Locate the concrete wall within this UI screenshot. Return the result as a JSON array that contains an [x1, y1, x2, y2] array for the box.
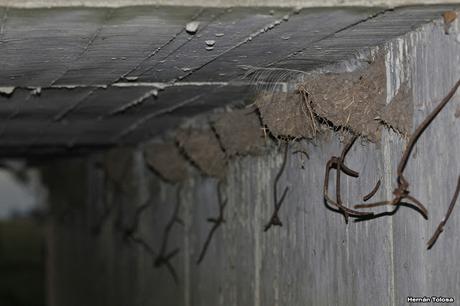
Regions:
[[41, 13, 460, 306]]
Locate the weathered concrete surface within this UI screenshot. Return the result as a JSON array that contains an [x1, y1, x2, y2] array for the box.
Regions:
[[43, 138, 395, 306], [388, 18, 460, 301], [0, 5, 459, 155], [42, 13, 460, 305], [0, 0, 460, 8], [0, 7, 458, 304]]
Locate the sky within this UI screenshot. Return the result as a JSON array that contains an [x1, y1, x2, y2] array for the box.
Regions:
[[0, 169, 42, 220]]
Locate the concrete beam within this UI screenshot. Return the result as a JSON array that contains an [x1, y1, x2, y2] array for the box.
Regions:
[[0, 5, 458, 155], [0, 0, 460, 8], [36, 3, 460, 305]]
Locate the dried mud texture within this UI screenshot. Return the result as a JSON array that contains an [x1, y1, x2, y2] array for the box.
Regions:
[[144, 142, 189, 183], [255, 91, 317, 139], [104, 147, 135, 190], [442, 10, 457, 34], [176, 128, 227, 179], [379, 83, 413, 136], [302, 56, 387, 142], [213, 109, 266, 156]]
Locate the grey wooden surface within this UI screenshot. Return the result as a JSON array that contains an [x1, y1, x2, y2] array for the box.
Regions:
[[42, 11, 460, 306]]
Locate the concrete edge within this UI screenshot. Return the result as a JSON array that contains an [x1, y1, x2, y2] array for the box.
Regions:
[[0, 0, 459, 9]]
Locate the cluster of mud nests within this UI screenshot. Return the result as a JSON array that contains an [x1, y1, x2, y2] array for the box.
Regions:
[[138, 54, 460, 279]]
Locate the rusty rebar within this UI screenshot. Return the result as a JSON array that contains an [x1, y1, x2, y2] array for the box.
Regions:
[[363, 179, 381, 202], [427, 175, 460, 249], [324, 135, 374, 222], [197, 181, 227, 264], [152, 185, 182, 283], [265, 142, 290, 231]]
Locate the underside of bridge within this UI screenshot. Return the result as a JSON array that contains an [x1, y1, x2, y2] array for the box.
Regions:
[[0, 2, 460, 306], [0, 4, 456, 154]]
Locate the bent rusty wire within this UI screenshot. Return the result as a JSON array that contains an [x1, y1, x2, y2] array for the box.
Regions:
[[356, 79, 460, 217], [427, 175, 460, 249], [323, 135, 375, 223]]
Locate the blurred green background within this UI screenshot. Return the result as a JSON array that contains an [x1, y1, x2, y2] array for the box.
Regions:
[[0, 218, 45, 306], [0, 167, 46, 306]]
